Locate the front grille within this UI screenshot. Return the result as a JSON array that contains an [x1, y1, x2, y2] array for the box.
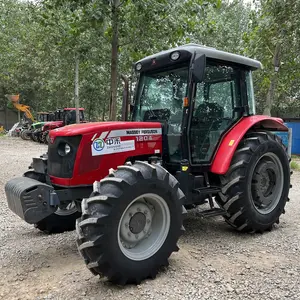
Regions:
[[48, 135, 82, 178]]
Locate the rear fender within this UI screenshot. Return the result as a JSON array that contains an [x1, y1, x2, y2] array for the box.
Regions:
[[210, 116, 288, 175]]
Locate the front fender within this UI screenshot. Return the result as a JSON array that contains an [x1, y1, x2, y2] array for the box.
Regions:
[[210, 116, 288, 175]]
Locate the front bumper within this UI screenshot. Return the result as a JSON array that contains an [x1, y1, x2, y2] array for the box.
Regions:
[[4, 177, 59, 224]]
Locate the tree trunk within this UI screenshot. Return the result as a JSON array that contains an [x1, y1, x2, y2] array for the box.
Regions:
[[88, 96, 92, 122], [109, 0, 120, 121], [263, 43, 281, 116], [102, 102, 106, 121], [74, 55, 80, 123]]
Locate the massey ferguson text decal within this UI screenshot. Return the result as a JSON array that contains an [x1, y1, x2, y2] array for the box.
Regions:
[[107, 128, 162, 138]]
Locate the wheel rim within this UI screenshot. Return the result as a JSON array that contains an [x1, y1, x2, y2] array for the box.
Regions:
[[250, 152, 284, 214], [55, 201, 78, 216], [117, 193, 170, 261]]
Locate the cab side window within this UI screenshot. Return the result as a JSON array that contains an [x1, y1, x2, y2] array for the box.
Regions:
[[190, 63, 242, 163]]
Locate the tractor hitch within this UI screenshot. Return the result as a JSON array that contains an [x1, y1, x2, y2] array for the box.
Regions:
[[4, 177, 59, 224]]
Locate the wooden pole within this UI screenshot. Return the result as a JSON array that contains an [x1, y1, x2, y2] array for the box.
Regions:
[[288, 127, 292, 158]]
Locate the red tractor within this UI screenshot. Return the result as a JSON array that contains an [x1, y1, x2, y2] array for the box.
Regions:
[[5, 44, 291, 285], [40, 107, 85, 144]]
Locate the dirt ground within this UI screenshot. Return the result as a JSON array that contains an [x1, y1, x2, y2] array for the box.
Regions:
[[0, 137, 300, 300]]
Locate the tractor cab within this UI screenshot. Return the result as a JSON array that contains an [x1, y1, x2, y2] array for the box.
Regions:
[[54, 109, 64, 121], [44, 107, 85, 130], [37, 112, 50, 123], [53, 107, 85, 124], [63, 108, 85, 125], [131, 44, 260, 171]]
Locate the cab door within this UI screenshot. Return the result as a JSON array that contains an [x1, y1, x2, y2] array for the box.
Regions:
[[190, 61, 244, 164]]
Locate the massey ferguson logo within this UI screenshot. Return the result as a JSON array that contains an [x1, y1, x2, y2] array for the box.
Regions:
[[126, 129, 158, 135]]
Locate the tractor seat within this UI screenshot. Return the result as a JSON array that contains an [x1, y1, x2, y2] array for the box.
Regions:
[[194, 102, 224, 130], [143, 108, 171, 122]]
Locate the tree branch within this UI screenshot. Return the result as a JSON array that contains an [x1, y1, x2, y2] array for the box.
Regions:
[[266, 45, 274, 56], [117, 0, 126, 8]]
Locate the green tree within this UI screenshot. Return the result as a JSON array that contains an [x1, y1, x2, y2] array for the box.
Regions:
[[245, 0, 300, 116]]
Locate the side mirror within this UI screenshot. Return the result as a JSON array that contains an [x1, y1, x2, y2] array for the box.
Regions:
[[191, 53, 206, 83]]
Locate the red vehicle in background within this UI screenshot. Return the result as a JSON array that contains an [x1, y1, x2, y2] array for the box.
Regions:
[[41, 108, 85, 144]]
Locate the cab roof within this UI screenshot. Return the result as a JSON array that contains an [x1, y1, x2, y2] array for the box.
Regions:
[[137, 43, 262, 70]]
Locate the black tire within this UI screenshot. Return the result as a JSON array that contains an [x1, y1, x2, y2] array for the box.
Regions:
[[20, 129, 31, 140], [36, 130, 44, 143], [24, 171, 81, 234], [29, 130, 35, 141], [216, 131, 290, 233], [34, 210, 81, 234], [31, 129, 39, 142], [76, 161, 185, 285], [37, 132, 42, 143], [46, 131, 51, 144], [41, 131, 49, 144]]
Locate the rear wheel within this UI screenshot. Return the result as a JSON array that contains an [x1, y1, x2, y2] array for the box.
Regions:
[[76, 161, 185, 285], [216, 131, 290, 233]]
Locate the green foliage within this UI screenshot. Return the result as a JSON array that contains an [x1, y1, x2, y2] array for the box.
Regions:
[[290, 160, 300, 171], [244, 0, 300, 115], [0, 0, 299, 121]]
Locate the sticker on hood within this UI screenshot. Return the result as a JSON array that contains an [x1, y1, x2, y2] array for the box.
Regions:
[[91, 137, 135, 156]]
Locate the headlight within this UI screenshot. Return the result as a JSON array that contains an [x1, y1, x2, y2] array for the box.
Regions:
[[58, 143, 71, 156], [170, 51, 180, 61], [65, 144, 71, 155], [136, 63, 142, 71]]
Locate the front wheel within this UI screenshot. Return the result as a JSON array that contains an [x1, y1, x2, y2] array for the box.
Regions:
[[76, 161, 185, 285], [216, 131, 291, 233], [31, 129, 39, 142], [41, 131, 49, 144], [36, 130, 44, 143], [20, 129, 31, 140], [35, 202, 81, 234]]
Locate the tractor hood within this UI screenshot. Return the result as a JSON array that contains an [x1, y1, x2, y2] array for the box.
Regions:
[[50, 121, 163, 138], [47, 121, 164, 187], [43, 121, 64, 130], [45, 121, 63, 126]]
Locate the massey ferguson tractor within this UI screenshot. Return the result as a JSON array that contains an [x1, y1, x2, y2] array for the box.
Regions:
[[5, 44, 291, 285]]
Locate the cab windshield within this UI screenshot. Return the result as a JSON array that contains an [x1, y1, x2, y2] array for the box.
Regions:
[[132, 65, 189, 132]]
